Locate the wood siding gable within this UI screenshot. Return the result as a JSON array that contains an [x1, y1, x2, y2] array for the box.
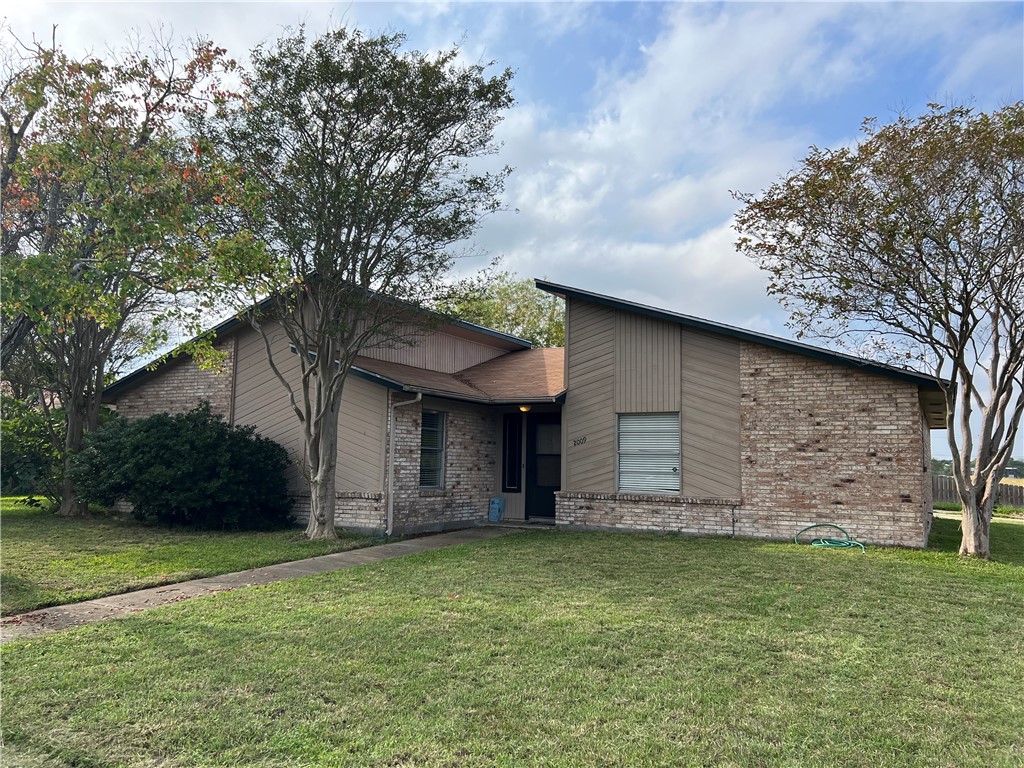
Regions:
[[563, 297, 742, 499], [614, 312, 681, 413], [680, 330, 741, 498], [359, 324, 511, 373], [564, 299, 616, 492], [232, 324, 387, 494]]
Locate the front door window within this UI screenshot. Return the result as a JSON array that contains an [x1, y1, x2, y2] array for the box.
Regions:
[[526, 413, 561, 518]]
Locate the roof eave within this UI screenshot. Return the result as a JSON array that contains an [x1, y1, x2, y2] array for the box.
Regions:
[[919, 389, 948, 430], [390, 385, 566, 406]]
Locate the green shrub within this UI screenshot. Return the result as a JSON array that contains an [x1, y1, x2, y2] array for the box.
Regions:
[[72, 403, 293, 530], [994, 505, 1024, 519], [0, 395, 62, 500]]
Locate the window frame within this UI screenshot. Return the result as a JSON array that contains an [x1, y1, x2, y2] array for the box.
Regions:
[[616, 412, 681, 495], [419, 410, 446, 489], [501, 412, 523, 493]]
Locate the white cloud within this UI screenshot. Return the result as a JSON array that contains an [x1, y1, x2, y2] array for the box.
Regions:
[[2, 3, 341, 63], [470, 0, 1021, 348], [938, 23, 1024, 107], [6, 0, 1020, 360], [470, 4, 852, 322]]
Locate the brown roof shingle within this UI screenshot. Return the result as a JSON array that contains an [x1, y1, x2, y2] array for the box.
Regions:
[[456, 347, 565, 400], [352, 356, 487, 400]]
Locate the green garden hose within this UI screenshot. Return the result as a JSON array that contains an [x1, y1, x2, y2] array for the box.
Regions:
[[793, 523, 866, 553]]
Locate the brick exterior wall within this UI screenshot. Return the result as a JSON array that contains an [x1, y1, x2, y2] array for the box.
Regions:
[[737, 343, 929, 547], [389, 395, 498, 534], [288, 396, 500, 534], [556, 492, 740, 535], [555, 341, 932, 548], [111, 338, 236, 421], [291, 492, 386, 532]]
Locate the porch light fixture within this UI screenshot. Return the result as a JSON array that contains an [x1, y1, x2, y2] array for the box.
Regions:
[[519, 404, 532, 412]]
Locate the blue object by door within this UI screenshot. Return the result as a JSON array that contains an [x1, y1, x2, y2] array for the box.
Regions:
[[488, 497, 505, 522]]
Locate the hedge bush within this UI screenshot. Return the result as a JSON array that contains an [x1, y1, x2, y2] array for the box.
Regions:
[[72, 403, 293, 530], [0, 394, 61, 498]]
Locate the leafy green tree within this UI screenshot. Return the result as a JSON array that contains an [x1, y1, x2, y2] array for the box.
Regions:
[[1, 32, 250, 515], [447, 271, 564, 347], [735, 102, 1024, 558], [210, 27, 513, 539]]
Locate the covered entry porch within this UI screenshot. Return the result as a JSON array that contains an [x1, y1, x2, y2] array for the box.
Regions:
[[492, 405, 563, 522], [350, 347, 566, 531]]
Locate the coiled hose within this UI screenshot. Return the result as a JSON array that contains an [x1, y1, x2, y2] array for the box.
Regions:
[[793, 523, 865, 553]]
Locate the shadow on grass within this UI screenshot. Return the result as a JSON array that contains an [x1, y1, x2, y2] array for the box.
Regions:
[[927, 515, 1023, 566], [0, 573, 50, 617], [1, 497, 377, 615]]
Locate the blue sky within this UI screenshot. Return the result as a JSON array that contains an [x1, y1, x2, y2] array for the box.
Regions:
[[5, 2, 1023, 458]]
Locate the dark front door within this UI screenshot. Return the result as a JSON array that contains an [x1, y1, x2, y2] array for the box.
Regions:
[[526, 412, 561, 519]]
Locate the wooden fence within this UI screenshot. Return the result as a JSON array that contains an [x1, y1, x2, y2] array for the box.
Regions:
[[932, 475, 1024, 507]]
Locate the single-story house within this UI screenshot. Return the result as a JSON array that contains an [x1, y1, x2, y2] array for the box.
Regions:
[[103, 280, 946, 547]]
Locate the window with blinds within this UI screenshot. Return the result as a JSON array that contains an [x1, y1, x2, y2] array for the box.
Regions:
[[419, 411, 446, 488], [617, 413, 680, 494]]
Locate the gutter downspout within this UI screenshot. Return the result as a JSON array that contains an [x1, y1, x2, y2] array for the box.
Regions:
[[387, 392, 422, 537]]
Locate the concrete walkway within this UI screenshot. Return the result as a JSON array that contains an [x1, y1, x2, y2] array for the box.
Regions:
[[0, 527, 519, 644]]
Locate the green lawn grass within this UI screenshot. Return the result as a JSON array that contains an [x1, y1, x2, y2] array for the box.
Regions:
[[2, 516, 1022, 767], [0, 497, 376, 615]]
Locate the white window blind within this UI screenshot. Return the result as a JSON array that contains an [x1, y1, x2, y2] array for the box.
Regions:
[[617, 413, 680, 493], [419, 411, 446, 488]]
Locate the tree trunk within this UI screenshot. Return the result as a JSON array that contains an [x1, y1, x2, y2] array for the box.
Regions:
[[306, 465, 339, 540], [958, 489, 992, 558], [57, 464, 88, 516], [57, 404, 88, 517], [304, 388, 342, 541], [0, 314, 35, 371]]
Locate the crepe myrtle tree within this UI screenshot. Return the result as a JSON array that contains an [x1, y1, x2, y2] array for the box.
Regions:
[[211, 28, 513, 540], [1, 30, 250, 515], [734, 102, 1024, 559]]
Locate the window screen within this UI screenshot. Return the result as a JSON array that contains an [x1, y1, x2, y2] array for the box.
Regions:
[[617, 413, 680, 493], [419, 411, 446, 488]]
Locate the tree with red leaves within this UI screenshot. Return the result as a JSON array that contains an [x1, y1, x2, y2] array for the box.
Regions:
[[1, 29, 255, 514]]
